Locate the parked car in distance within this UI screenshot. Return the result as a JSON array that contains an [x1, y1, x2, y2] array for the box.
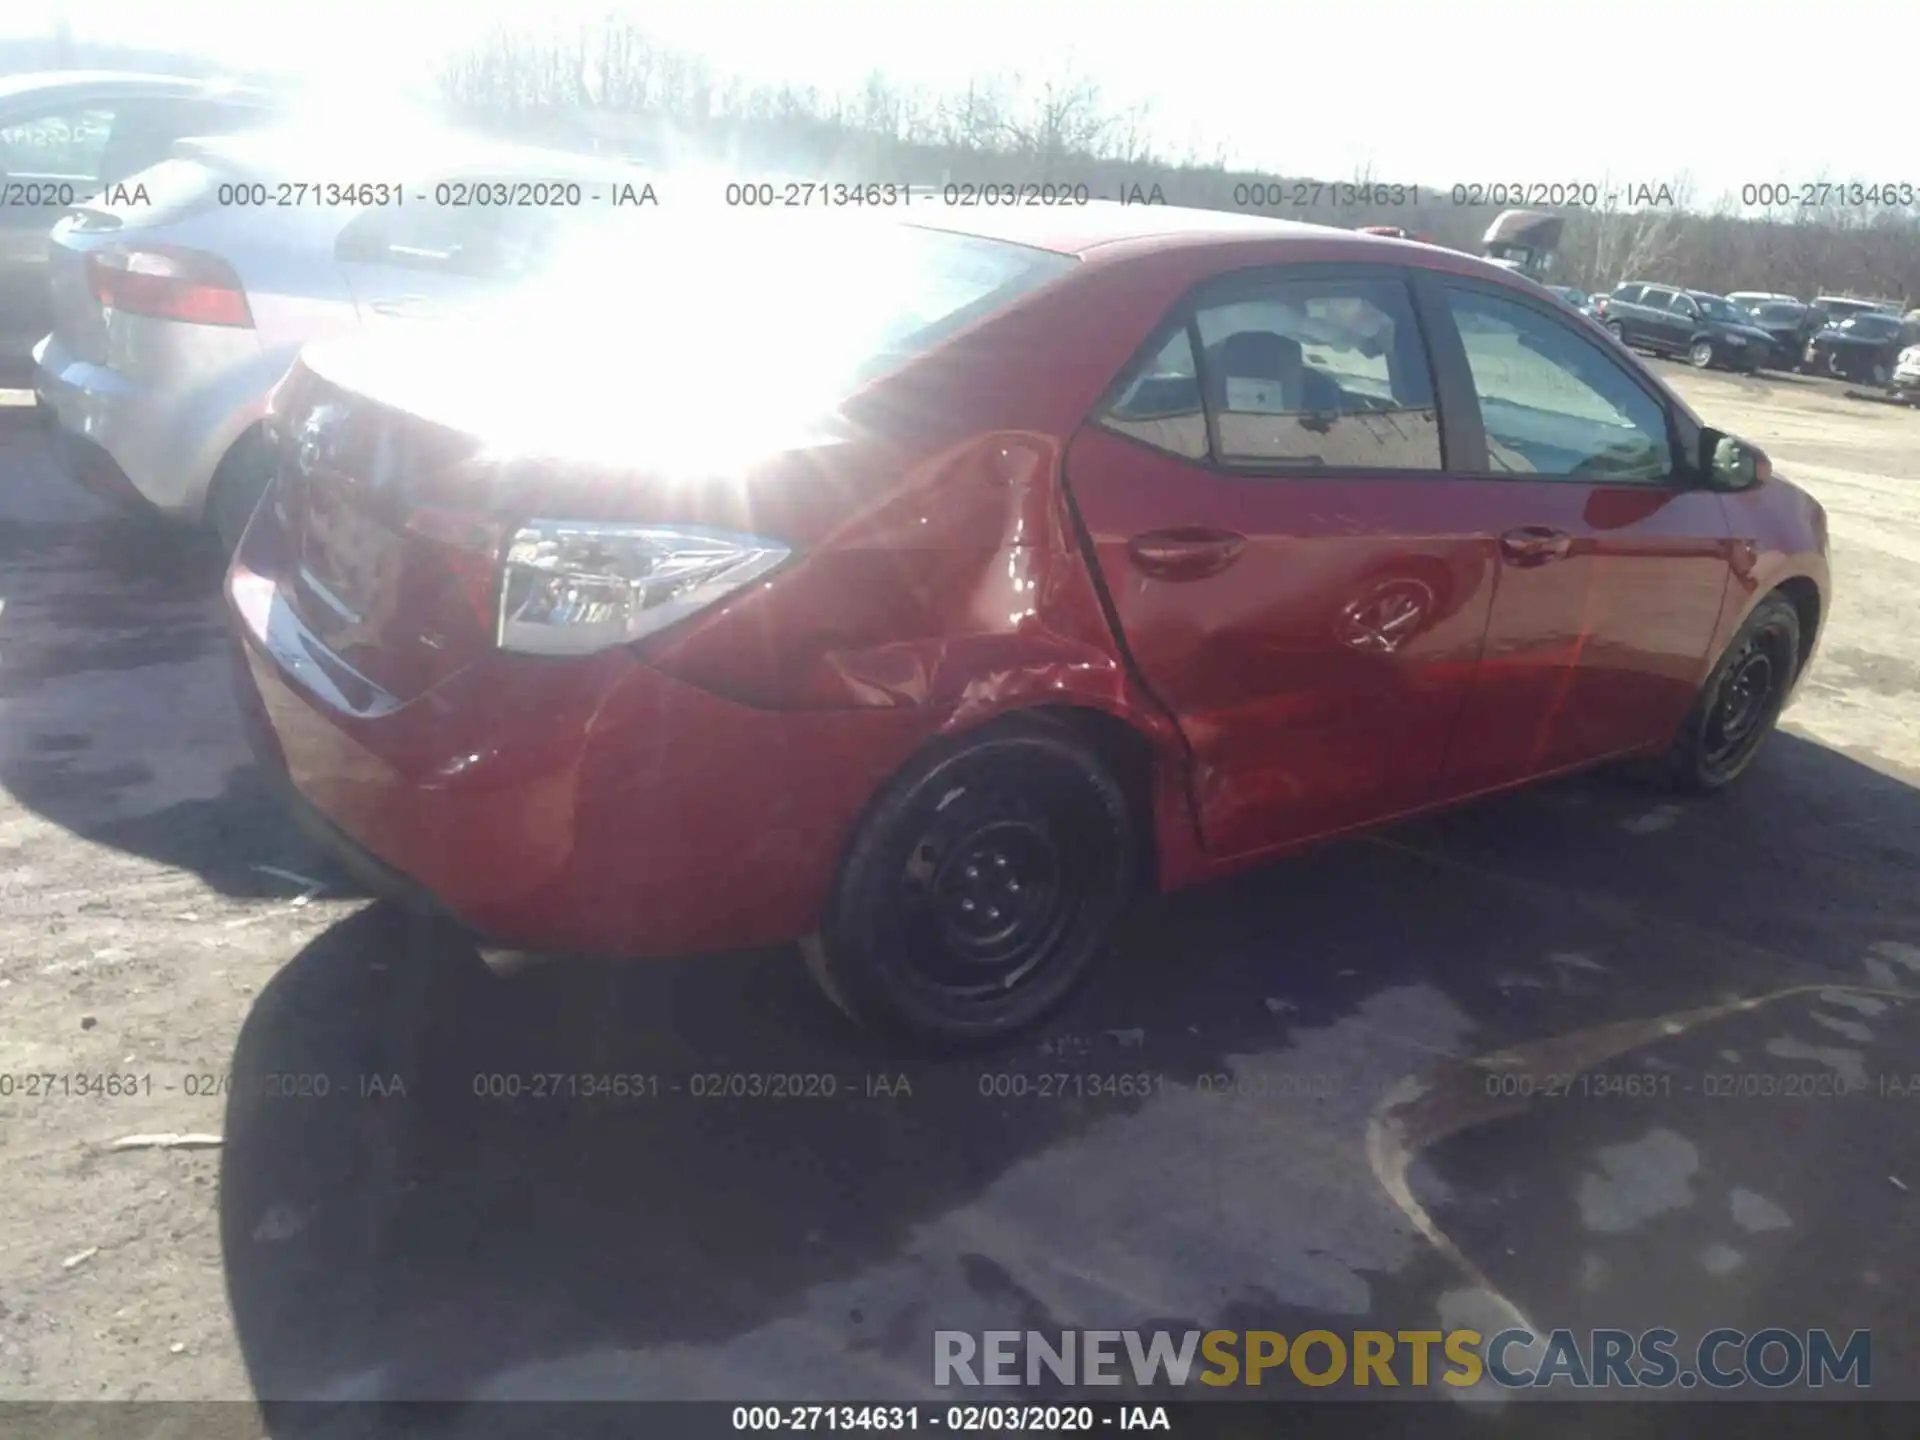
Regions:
[[1738, 298, 1823, 369], [1812, 295, 1903, 324], [1891, 342, 1920, 405], [0, 70, 282, 374], [1726, 291, 1797, 312], [1802, 310, 1912, 386], [226, 204, 1829, 1045], [1601, 282, 1775, 371], [32, 125, 648, 551]]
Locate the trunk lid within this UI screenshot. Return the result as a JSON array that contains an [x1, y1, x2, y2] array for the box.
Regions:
[[261, 320, 873, 704], [267, 367, 503, 704]]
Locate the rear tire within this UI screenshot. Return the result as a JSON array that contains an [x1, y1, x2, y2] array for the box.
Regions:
[[1688, 339, 1716, 369], [805, 718, 1137, 1049], [1656, 594, 1801, 793]]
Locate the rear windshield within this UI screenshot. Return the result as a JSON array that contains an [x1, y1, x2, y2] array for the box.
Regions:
[[1756, 303, 1805, 321], [69, 156, 220, 230], [482, 214, 1080, 395]]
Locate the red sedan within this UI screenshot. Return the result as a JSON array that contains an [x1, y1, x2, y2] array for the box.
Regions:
[[226, 206, 1830, 1045]]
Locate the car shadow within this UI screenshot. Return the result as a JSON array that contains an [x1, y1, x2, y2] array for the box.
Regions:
[[0, 419, 357, 899], [216, 730, 1920, 1427]]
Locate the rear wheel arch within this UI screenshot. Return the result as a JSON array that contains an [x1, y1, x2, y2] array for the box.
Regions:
[[926, 703, 1165, 889], [807, 704, 1150, 1045]]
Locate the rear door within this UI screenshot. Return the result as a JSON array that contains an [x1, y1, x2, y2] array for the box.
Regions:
[[1062, 265, 1501, 860], [1421, 276, 1732, 791]]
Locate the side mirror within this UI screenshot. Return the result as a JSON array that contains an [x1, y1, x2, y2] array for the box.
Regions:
[[1703, 431, 1771, 491]]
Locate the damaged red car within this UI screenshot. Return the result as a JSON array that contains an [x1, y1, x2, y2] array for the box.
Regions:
[[227, 206, 1830, 1045]]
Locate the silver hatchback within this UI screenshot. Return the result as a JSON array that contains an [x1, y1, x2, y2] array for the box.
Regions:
[[32, 124, 649, 548]]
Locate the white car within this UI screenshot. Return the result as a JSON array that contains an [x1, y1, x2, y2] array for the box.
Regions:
[[1892, 344, 1920, 405], [32, 124, 647, 549]]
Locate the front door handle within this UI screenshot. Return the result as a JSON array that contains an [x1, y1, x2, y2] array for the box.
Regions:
[[1126, 527, 1248, 582], [1500, 526, 1572, 565]]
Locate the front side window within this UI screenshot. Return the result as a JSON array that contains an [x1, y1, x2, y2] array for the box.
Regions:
[[1443, 285, 1674, 483]]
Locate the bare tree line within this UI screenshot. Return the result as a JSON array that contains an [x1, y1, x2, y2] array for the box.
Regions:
[[439, 21, 1919, 306]]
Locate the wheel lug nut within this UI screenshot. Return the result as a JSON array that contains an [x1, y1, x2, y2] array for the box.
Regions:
[[964, 865, 980, 881], [986, 907, 1001, 921], [960, 899, 976, 912], [1006, 880, 1021, 893]]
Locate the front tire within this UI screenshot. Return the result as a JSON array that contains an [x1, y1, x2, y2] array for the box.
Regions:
[[805, 718, 1138, 1048], [1658, 594, 1802, 792], [1688, 339, 1716, 369]]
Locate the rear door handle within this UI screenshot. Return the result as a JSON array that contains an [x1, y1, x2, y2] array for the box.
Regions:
[[1126, 527, 1248, 581], [1500, 526, 1572, 565]]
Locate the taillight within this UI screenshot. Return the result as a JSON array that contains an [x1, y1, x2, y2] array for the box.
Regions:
[[87, 245, 253, 328], [496, 522, 791, 656]]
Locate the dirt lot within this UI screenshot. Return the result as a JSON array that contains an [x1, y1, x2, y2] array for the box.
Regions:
[[0, 365, 1917, 1425]]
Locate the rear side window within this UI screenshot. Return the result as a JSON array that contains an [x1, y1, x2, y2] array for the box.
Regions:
[[1611, 284, 1644, 304], [1099, 274, 1444, 472], [1105, 329, 1207, 460], [1442, 285, 1673, 483]]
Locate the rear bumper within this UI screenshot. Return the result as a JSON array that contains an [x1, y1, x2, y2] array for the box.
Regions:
[[31, 364, 159, 514], [33, 329, 268, 519], [226, 555, 938, 959]]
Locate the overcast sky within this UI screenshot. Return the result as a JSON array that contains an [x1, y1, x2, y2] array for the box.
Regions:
[[7, 0, 1905, 207]]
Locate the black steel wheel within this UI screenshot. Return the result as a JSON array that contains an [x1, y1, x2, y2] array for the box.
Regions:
[[804, 717, 1137, 1047], [1660, 594, 1802, 792]]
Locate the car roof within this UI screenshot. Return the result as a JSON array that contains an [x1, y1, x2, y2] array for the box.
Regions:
[[903, 202, 1564, 288], [903, 200, 1384, 258], [0, 70, 272, 105]]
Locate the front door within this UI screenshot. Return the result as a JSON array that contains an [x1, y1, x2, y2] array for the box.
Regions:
[[1062, 268, 1499, 860], [1426, 279, 1733, 793]]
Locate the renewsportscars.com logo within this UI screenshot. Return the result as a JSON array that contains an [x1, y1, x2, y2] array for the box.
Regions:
[[934, 1328, 1872, 1390]]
